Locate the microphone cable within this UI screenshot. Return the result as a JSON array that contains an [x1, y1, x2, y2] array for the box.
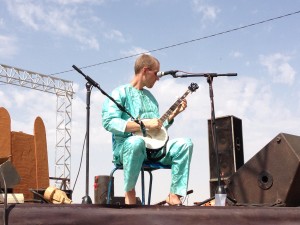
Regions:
[[72, 132, 87, 192]]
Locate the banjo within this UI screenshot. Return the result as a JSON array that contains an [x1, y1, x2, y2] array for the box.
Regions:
[[133, 83, 199, 151]]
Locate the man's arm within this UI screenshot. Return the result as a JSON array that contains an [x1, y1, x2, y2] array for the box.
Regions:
[[125, 119, 162, 132]]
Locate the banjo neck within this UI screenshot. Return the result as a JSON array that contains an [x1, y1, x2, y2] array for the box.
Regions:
[[133, 83, 198, 151], [159, 89, 192, 123]]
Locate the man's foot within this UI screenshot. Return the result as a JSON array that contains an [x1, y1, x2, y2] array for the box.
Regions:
[[165, 193, 182, 206], [125, 189, 136, 205]]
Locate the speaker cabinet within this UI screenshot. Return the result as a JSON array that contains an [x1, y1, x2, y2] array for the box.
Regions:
[[226, 133, 300, 206], [208, 115, 244, 196]]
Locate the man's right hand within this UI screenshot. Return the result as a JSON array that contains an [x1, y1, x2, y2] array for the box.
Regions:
[[143, 118, 162, 130]]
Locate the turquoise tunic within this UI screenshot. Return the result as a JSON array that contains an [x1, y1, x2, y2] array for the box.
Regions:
[[102, 84, 193, 196]]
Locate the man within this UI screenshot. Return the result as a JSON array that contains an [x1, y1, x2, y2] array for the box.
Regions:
[[102, 54, 193, 205]]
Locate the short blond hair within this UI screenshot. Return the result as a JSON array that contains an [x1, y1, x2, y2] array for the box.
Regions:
[[134, 54, 159, 74]]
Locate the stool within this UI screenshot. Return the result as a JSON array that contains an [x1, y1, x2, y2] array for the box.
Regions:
[[106, 162, 171, 205]]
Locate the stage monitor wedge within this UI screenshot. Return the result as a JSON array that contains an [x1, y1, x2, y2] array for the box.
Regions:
[[226, 133, 300, 206]]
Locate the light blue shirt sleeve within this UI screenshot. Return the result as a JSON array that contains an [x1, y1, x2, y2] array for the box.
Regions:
[[102, 86, 129, 136]]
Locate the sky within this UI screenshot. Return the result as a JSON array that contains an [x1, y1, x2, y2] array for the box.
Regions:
[[0, 0, 300, 205]]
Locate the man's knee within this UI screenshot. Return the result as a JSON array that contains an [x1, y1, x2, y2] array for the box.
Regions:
[[177, 138, 193, 151], [124, 136, 146, 154]]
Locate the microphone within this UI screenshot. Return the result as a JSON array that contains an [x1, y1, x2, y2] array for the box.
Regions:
[[156, 70, 178, 78]]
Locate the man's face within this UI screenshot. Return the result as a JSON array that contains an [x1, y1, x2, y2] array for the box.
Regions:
[[144, 63, 160, 88]]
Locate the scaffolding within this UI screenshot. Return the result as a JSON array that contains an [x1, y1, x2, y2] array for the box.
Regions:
[[0, 64, 74, 189]]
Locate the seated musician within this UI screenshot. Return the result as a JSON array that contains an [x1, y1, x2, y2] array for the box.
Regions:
[[102, 54, 193, 205]]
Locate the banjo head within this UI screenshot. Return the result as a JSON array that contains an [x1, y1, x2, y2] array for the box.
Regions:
[[134, 126, 168, 150]]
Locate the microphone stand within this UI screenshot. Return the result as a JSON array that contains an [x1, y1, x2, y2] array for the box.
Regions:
[[82, 81, 92, 204], [72, 65, 146, 204], [172, 72, 237, 206]]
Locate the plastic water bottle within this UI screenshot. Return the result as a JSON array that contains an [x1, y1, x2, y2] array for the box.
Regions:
[[215, 185, 227, 206]]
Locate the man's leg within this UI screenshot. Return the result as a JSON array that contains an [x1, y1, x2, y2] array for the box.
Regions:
[[125, 189, 136, 204], [159, 138, 193, 205], [121, 136, 147, 204]]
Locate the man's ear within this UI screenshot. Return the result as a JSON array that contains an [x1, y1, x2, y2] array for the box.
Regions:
[[142, 67, 148, 75]]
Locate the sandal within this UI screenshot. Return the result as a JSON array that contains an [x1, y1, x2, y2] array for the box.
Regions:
[[165, 194, 183, 206]]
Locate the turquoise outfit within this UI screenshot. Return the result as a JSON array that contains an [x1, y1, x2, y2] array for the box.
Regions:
[[102, 84, 193, 197]]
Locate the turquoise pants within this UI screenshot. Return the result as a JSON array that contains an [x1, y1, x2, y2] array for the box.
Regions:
[[118, 136, 193, 197]]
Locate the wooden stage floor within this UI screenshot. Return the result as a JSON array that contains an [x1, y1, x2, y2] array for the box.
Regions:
[[1, 204, 300, 225]]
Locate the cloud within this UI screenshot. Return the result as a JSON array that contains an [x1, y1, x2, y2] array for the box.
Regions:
[[55, 0, 105, 5], [192, 0, 221, 22], [5, 0, 100, 50], [0, 35, 18, 59], [0, 18, 4, 27], [120, 47, 149, 57], [135, 0, 157, 6], [259, 53, 296, 85], [104, 29, 126, 42], [230, 51, 243, 58], [0, 88, 13, 108]]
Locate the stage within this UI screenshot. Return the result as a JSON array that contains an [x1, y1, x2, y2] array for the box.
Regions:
[[1, 101, 300, 225], [2, 204, 300, 225]]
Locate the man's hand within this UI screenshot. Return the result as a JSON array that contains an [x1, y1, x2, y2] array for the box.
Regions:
[[143, 118, 162, 130], [168, 99, 187, 122]]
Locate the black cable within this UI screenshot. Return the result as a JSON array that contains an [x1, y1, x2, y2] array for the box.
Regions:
[[72, 132, 87, 191], [0, 170, 8, 225], [48, 10, 300, 76], [29, 189, 51, 203]]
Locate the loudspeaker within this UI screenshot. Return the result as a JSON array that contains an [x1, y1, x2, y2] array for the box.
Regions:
[[0, 159, 20, 189], [208, 115, 244, 196], [226, 133, 300, 206]]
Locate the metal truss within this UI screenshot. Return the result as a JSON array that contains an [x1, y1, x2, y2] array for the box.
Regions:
[[0, 64, 74, 189]]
